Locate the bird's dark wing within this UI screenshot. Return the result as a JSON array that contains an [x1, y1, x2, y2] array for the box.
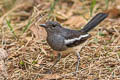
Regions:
[[60, 28, 91, 47]]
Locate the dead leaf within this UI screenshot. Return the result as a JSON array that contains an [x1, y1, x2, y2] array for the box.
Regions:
[[64, 16, 87, 29], [30, 25, 47, 40], [55, 10, 73, 21], [0, 48, 8, 60], [104, 7, 120, 18], [15, 0, 34, 9]]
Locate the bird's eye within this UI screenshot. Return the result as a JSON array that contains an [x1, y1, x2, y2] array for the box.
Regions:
[[52, 24, 56, 27]]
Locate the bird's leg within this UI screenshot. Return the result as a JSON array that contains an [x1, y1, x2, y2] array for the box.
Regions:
[[50, 53, 61, 70], [76, 52, 80, 72], [75, 42, 87, 73], [46, 53, 61, 73]]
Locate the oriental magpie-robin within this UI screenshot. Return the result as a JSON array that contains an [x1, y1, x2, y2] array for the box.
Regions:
[[40, 13, 108, 72]]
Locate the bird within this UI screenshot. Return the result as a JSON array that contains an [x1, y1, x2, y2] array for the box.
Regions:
[[39, 13, 108, 73]]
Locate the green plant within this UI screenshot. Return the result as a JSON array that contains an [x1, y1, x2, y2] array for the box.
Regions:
[[19, 61, 24, 66], [23, 20, 32, 33], [6, 19, 17, 38], [48, 0, 59, 19], [105, 0, 109, 9], [90, 0, 96, 16]]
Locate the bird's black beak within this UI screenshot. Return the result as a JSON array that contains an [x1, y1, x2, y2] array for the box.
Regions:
[[39, 24, 46, 28]]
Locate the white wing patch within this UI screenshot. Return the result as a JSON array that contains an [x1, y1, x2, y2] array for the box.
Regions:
[[64, 34, 89, 44]]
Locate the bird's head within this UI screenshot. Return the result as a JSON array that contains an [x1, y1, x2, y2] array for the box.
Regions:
[[40, 21, 62, 33]]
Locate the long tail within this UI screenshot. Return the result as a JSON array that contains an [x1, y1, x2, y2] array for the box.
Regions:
[[81, 13, 108, 33]]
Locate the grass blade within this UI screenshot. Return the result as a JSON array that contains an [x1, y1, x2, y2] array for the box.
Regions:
[[23, 20, 31, 33], [105, 0, 109, 10], [6, 19, 17, 38], [48, 0, 59, 19], [90, 0, 96, 16]]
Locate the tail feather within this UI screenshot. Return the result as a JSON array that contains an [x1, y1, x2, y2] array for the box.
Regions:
[[81, 13, 108, 33]]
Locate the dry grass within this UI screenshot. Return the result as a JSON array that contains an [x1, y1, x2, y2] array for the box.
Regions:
[[0, 0, 120, 80]]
